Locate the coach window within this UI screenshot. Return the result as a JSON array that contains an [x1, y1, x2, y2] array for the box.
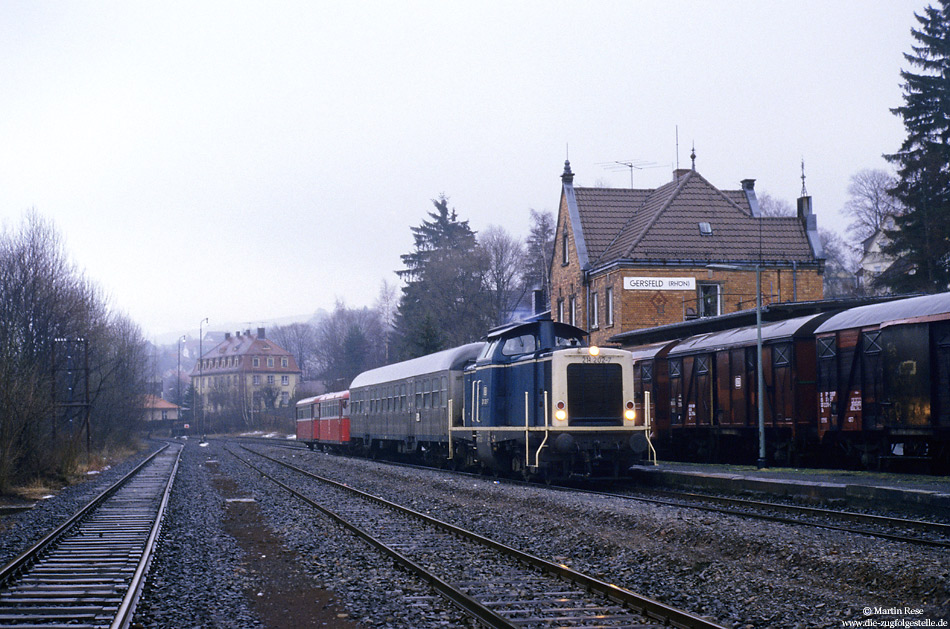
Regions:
[[415, 381, 422, 409], [423, 379, 431, 409], [441, 376, 447, 407], [401, 384, 407, 411]]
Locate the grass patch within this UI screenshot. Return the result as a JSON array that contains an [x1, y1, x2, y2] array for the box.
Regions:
[[13, 477, 62, 501]]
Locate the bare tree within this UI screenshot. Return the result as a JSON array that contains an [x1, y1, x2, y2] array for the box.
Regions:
[[270, 322, 317, 380], [481, 225, 528, 326], [0, 211, 148, 489], [756, 192, 795, 217], [526, 209, 555, 302], [315, 301, 387, 389], [843, 168, 903, 242], [819, 228, 861, 297], [374, 279, 398, 364]]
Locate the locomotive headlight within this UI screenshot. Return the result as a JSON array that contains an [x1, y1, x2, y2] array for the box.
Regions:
[[555, 400, 567, 421], [588, 346, 600, 356], [624, 401, 636, 421]]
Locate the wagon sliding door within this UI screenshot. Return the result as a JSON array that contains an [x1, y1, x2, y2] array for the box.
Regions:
[[936, 321, 950, 428]]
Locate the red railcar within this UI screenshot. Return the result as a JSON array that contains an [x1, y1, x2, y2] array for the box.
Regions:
[[295, 390, 350, 449]]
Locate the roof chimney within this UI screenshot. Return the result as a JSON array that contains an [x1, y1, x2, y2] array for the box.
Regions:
[[741, 179, 761, 217], [561, 159, 574, 184], [257, 327, 266, 339], [224, 332, 231, 340], [673, 168, 691, 182], [797, 195, 824, 259]]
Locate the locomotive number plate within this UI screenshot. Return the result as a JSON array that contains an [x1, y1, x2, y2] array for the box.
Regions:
[[582, 355, 613, 364]]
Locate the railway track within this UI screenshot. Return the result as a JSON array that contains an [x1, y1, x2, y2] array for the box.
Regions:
[[231, 445, 725, 629], [0, 443, 182, 628], [599, 485, 950, 549], [238, 438, 950, 549]]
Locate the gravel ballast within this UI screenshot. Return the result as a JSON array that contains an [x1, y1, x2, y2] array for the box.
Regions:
[[1, 439, 946, 628]]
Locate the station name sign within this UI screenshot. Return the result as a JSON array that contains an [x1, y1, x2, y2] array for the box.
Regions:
[[623, 277, 696, 291]]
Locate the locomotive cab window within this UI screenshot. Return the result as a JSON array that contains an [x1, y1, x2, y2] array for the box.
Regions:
[[555, 334, 583, 348], [502, 334, 538, 356]]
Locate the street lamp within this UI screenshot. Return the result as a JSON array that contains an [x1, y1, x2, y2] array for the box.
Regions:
[[198, 317, 208, 440], [177, 335, 186, 409], [707, 263, 767, 469]]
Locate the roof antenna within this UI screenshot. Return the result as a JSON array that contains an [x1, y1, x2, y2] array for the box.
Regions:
[[800, 157, 808, 196], [597, 159, 663, 188], [675, 125, 679, 171]]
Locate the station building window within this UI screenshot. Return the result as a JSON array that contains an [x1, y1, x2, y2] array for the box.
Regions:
[[606, 287, 614, 326]]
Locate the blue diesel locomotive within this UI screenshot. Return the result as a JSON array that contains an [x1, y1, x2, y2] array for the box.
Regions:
[[335, 315, 654, 480]]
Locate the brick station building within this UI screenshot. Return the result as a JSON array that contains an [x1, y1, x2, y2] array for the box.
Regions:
[[550, 159, 824, 346]]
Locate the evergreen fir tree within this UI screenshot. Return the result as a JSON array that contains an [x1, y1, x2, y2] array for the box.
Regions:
[[394, 195, 490, 359], [881, 1, 950, 293]]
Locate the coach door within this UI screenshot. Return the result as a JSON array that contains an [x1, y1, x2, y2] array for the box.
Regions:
[[860, 330, 884, 431], [936, 322, 950, 428], [770, 342, 794, 426], [669, 358, 683, 426]]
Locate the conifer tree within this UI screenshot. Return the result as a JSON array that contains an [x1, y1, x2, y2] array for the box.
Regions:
[[881, 1, 950, 293], [394, 195, 490, 359]]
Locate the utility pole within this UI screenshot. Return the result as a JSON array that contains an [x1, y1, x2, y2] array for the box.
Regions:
[[52, 338, 91, 455]]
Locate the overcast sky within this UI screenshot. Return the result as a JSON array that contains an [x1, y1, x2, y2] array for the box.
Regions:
[[0, 1, 923, 341]]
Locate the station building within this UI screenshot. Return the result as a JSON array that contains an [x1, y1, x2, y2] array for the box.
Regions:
[[550, 158, 825, 346]]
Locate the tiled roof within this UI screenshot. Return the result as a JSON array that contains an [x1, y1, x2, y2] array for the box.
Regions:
[[570, 170, 816, 269], [142, 394, 178, 410], [189, 331, 300, 376]]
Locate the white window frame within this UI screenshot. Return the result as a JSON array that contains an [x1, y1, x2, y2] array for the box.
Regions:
[[606, 287, 614, 326], [590, 291, 599, 329], [698, 283, 722, 318]]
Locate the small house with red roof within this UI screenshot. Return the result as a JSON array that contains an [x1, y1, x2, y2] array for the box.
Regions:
[[551, 158, 825, 346], [142, 394, 179, 422]]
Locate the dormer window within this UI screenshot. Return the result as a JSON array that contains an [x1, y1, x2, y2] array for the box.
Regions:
[[699, 222, 713, 236]]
